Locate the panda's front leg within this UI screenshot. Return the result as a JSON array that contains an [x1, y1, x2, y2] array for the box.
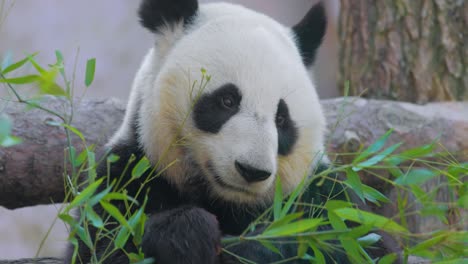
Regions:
[[142, 206, 222, 264]]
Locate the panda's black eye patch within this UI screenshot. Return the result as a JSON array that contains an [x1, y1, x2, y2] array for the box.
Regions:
[[276, 99, 298, 155], [193, 83, 242, 133]]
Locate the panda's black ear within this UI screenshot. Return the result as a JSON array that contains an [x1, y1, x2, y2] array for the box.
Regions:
[[292, 2, 327, 66], [138, 0, 199, 33]]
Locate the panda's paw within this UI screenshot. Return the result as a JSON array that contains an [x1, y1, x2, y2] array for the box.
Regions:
[[142, 206, 222, 264]]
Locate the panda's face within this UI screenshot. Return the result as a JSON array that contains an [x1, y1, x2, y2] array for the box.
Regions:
[[139, 8, 326, 204], [191, 81, 299, 202]]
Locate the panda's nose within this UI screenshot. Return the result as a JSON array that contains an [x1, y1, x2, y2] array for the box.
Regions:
[[235, 161, 272, 183]]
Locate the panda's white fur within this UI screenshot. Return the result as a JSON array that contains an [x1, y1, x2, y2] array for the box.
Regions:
[[109, 3, 326, 205]]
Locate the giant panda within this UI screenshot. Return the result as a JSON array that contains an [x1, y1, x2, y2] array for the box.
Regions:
[[64, 0, 392, 263]]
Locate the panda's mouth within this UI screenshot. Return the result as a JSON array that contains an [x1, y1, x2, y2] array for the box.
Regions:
[[205, 161, 257, 196]]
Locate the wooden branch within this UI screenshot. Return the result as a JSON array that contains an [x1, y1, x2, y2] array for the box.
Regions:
[[0, 258, 61, 264], [1, 97, 467, 210], [0, 98, 125, 209]]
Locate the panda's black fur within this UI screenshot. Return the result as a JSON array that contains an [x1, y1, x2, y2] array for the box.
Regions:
[[65, 0, 397, 263]]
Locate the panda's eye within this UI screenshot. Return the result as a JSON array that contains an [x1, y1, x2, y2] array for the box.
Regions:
[[276, 114, 286, 127], [220, 94, 235, 109], [275, 99, 298, 156]]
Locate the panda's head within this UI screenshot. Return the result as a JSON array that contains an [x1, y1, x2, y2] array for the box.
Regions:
[[116, 0, 328, 204]]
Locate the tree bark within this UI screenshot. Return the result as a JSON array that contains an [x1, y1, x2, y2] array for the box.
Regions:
[[0, 98, 125, 209], [0, 258, 61, 264], [0, 98, 467, 210], [339, 0, 468, 103]]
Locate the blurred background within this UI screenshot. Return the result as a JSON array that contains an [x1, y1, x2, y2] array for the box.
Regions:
[[0, 0, 340, 259]]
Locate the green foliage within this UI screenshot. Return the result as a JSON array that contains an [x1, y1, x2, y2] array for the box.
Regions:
[[1, 51, 466, 264], [0, 114, 21, 147]]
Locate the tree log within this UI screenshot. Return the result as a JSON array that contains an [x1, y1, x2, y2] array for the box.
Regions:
[[339, 0, 468, 103], [0, 97, 467, 210], [0, 258, 61, 264], [0, 98, 125, 209]]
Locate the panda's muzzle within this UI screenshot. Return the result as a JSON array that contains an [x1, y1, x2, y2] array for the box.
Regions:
[[235, 161, 272, 183]]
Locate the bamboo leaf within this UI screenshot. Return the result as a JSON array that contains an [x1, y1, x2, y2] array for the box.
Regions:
[[357, 233, 382, 247], [344, 168, 365, 202], [0, 75, 39, 84], [266, 212, 303, 232], [132, 157, 151, 179], [85, 58, 96, 87], [281, 176, 306, 217], [333, 208, 407, 233], [85, 206, 104, 228], [394, 168, 439, 185], [104, 192, 139, 206], [353, 142, 402, 171], [263, 218, 323, 236], [100, 200, 130, 229], [354, 129, 393, 163], [1, 52, 38, 74], [273, 176, 283, 220], [88, 185, 113, 206], [66, 178, 103, 211], [378, 253, 398, 264], [27, 55, 46, 74], [309, 244, 325, 263], [259, 241, 282, 256]]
